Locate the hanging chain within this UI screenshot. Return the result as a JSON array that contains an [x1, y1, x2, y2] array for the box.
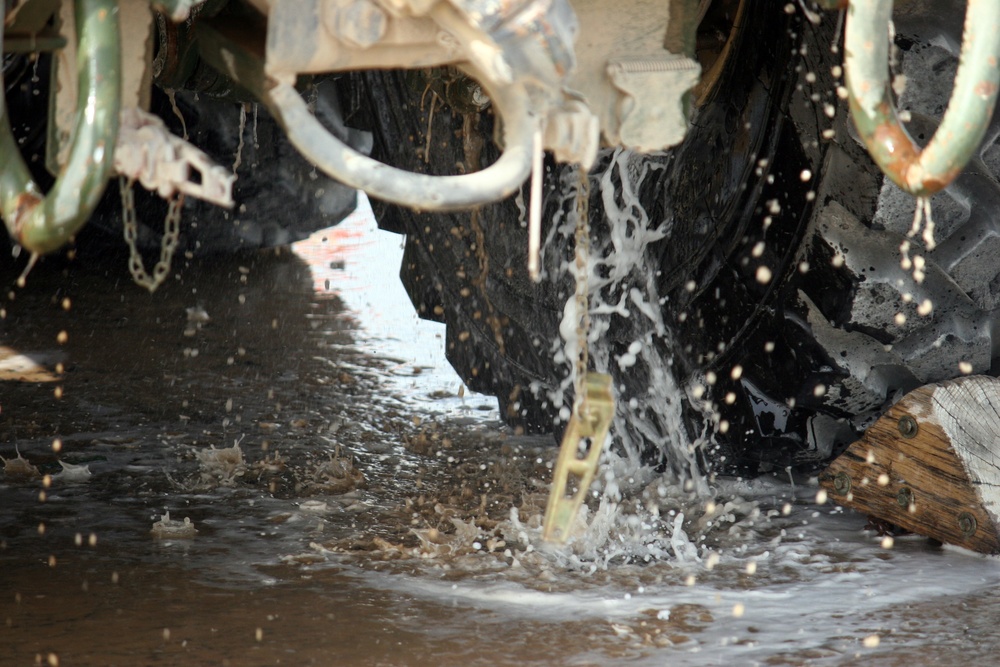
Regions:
[[542, 162, 615, 543], [119, 176, 184, 293], [572, 164, 592, 418]]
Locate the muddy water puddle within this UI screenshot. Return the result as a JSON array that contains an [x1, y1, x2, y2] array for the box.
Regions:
[[3, 203, 1000, 665]]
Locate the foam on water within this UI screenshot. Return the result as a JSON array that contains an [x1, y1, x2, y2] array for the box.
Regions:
[[334, 476, 1000, 664]]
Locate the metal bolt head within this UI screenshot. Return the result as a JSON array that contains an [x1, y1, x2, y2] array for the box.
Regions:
[[896, 486, 914, 509], [958, 512, 978, 538], [327, 0, 388, 50], [897, 414, 918, 438], [445, 77, 493, 113], [833, 472, 852, 495], [469, 84, 490, 109]]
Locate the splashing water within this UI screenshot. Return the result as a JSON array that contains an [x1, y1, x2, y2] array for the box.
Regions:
[[578, 149, 704, 482], [526, 148, 730, 566]]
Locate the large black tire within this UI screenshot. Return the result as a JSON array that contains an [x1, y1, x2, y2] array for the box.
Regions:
[[354, 2, 998, 477]]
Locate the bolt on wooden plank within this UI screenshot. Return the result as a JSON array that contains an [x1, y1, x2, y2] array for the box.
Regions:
[[819, 375, 1000, 554]]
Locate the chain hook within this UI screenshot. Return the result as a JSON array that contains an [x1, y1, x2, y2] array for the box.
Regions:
[[542, 164, 615, 544], [119, 176, 184, 293]]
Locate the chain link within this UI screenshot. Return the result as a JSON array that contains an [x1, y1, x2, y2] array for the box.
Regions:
[[542, 163, 616, 543], [119, 176, 184, 293], [573, 165, 591, 418]]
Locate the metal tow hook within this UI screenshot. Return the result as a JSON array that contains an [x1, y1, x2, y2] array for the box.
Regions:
[[195, 0, 596, 213], [841, 0, 1000, 196], [542, 373, 614, 544], [0, 0, 122, 255]]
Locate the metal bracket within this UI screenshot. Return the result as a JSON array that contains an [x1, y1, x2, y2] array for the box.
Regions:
[[195, 4, 597, 211], [568, 0, 700, 151], [607, 56, 700, 153], [542, 372, 614, 544], [114, 107, 234, 207]]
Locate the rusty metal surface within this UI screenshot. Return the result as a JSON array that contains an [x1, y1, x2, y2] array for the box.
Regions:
[[1, 0, 121, 255], [844, 0, 1000, 196]]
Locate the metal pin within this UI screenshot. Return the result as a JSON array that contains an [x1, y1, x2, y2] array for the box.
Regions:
[[528, 125, 543, 282]]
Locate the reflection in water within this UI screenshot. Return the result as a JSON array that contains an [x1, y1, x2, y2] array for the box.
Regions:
[[0, 206, 553, 665], [2, 207, 1000, 665]]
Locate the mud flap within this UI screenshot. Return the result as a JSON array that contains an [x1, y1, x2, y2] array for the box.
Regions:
[[819, 375, 1000, 554]]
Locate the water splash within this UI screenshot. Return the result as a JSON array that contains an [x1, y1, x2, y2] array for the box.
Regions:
[[524, 148, 732, 564], [550, 149, 707, 482]]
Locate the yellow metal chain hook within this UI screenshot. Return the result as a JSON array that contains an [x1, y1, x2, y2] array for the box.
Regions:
[[542, 372, 614, 543], [542, 164, 616, 543]]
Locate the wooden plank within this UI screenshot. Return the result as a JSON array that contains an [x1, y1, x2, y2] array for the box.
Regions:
[[819, 375, 1000, 554]]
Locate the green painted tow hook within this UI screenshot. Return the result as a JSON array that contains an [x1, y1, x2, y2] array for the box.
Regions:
[[0, 0, 121, 255], [842, 0, 1000, 196]]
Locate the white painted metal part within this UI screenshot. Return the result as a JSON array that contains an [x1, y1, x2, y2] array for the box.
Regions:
[[114, 107, 235, 208]]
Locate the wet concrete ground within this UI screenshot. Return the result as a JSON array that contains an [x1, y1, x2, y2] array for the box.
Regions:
[[4, 205, 1000, 666], [0, 206, 574, 665]]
